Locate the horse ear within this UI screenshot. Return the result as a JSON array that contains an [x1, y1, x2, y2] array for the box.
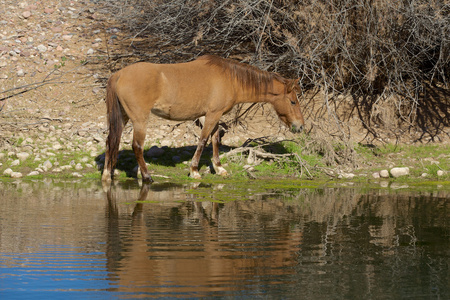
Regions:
[[287, 78, 300, 93]]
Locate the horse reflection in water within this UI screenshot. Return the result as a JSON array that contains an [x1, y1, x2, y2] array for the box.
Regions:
[[104, 183, 303, 295], [102, 55, 305, 182]]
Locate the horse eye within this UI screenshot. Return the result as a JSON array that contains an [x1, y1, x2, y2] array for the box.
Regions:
[[290, 100, 296, 105]]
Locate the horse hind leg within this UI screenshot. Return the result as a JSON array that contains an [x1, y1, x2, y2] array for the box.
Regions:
[[132, 122, 153, 183]]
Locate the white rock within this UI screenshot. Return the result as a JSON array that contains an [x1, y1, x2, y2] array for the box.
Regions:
[[0, 153, 5, 160], [37, 44, 47, 53], [339, 172, 355, 179], [3, 168, 13, 176], [87, 48, 94, 55], [27, 171, 40, 176], [372, 172, 380, 179], [379, 170, 390, 178], [71, 172, 83, 178], [11, 159, 20, 166], [16, 152, 30, 161], [43, 160, 53, 171], [437, 170, 445, 177], [53, 142, 62, 150], [421, 173, 429, 178], [75, 163, 83, 170], [22, 11, 31, 18], [390, 167, 409, 178], [11, 172, 23, 178], [243, 165, 255, 172]]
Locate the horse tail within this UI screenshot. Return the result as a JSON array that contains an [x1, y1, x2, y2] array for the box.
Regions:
[[105, 74, 123, 172]]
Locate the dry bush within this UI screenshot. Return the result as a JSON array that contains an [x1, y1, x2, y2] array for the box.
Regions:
[[99, 0, 449, 164]]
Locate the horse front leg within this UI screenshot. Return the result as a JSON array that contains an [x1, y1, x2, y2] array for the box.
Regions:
[[211, 127, 228, 177], [190, 112, 221, 179]]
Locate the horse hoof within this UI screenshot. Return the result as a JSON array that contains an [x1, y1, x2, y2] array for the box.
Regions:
[[190, 171, 202, 179], [217, 168, 228, 177], [142, 175, 154, 183], [101, 172, 112, 183]]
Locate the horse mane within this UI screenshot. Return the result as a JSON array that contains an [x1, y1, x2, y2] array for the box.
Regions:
[[197, 55, 287, 96]]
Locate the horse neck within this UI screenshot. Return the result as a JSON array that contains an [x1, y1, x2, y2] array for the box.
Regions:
[[235, 83, 284, 105]]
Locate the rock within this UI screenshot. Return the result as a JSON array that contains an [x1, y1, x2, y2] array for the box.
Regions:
[[437, 170, 445, 177], [372, 172, 380, 179], [11, 172, 23, 178], [379, 170, 390, 178], [390, 167, 409, 178], [51, 26, 63, 33], [16, 152, 30, 161], [17, 69, 25, 77], [339, 173, 355, 179], [87, 48, 94, 55], [3, 168, 13, 176], [72, 172, 83, 178], [11, 159, 20, 166], [243, 165, 255, 172], [43, 160, 53, 171], [146, 146, 165, 158], [421, 173, 428, 178], [75, 163, 83, 170], [22, 11, 32, 18], [53, 142, 62, 150], [27, 171, 40, 176], [37, 44, 47, 53]]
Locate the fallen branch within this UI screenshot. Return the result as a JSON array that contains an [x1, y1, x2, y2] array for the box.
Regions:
[[220, 144, 313, 179]]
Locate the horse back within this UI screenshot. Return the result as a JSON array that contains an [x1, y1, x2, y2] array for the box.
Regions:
[[115, 60, 234, 122]]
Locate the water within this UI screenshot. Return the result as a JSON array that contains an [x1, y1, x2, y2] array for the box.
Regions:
[[0, 179, 448, 299]]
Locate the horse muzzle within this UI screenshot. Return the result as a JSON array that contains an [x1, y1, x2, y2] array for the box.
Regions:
[[291, 123, 304, 133]]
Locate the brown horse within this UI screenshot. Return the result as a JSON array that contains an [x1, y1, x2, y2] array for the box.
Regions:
[[102, 55, 305, 182]]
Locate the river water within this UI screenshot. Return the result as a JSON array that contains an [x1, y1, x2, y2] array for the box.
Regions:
[[0, 179, 448, 299]]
